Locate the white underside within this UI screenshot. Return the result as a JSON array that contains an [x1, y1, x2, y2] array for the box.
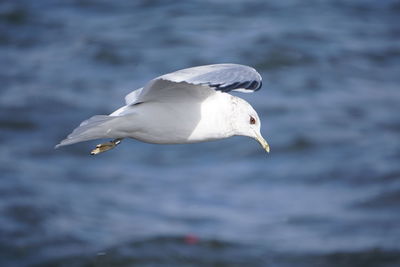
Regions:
[[110, 91, 236, 144]]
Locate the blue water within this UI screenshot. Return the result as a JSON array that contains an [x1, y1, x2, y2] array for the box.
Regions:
[[1, 0, 400, 266]]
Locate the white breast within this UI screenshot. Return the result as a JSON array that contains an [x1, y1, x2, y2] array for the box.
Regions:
[[187, 92, 235, 142], [122, 92, 235, 144]]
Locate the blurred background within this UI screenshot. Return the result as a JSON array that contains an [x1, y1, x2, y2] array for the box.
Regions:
[[1, 0, 400, 266]]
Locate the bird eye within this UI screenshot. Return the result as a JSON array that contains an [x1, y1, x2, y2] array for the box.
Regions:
[[250, 116, 256, 125]]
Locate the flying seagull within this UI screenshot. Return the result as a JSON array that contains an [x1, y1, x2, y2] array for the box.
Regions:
[[56, 64, 270, 155]]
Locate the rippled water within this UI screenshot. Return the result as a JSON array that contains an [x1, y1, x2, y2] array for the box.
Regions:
[[1, 0, 400, 266]]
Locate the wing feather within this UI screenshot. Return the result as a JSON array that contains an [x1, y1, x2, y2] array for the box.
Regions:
[[159, 63, 262, 92], [124, 64, 262, 105]]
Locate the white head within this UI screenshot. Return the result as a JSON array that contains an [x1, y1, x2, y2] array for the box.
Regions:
[[232, 97, 270, 153]]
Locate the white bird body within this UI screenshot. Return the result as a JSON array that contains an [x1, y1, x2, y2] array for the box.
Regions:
[[112, 91, 244, 144], [56, 64, 269, 154]]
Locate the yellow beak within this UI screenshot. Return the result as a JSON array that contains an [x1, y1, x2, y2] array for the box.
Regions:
[[254, 132, 270, 153]]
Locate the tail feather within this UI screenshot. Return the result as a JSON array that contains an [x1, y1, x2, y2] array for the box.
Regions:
[[55, 115, 120, 148]]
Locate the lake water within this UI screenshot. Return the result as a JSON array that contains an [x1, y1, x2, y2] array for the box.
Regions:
[[1, 0, 400, 266]]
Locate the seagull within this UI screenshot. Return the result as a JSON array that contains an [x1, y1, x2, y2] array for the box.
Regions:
[[56, 64, 270, 155]]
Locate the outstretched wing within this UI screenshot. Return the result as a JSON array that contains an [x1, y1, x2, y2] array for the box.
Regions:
[[158, 64, 262, 93], [125, 64, 262, 105]]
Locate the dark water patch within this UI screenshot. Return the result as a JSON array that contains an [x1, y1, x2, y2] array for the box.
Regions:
[[303, 77, 322, 91], [281, 136, 315, 152], [328, 47, 400, 71], [0, 98, 78, 115], [0, 68, 35, 86], [255, 46, 316, 71], [282, 32, 328, 43], [73, 0, 139, 13], [39, 236, 255, 267], [159, 34, 194, 47], [380, 171, 400, 183], [326, 216, 400, 241], [0, 4, 53, 49], [0, 185, 33, 199], [0, 242, 33, 267], [360, 47, 400, 65], [0, 33, 10, 45], [2, 33, 40, 49], [353, 189, 400, 210], [260, 105, 291, 116], [0, 235, 87, 267], [167, 215, 218, 228], [307, 164, 400, 187], [84, 37, 143, 66], [286, 215, 333, 226], [3, 203, 47, 227], [319, 249, 400, 267], [345, 106, 366, 120], [0, 6, 29, 25], [75, 0, 117, 9], [391, 1, 400, 12], [348, 0, 400, 13], [134, 0, 180, 9], [34, 241, 400, 267], [94, 47, 125, 65], [0, 119, 37, 131], [274, 248, 400, 267], [379, 121, 400, 133]]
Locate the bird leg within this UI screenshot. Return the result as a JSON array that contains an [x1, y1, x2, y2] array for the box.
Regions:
[[90, 138, 123, 155]]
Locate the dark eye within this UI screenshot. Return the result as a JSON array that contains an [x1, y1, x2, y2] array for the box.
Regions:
[[250, 116, 256, 125]]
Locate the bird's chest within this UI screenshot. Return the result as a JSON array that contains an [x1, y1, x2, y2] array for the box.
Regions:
[[130, 97, 233, 144]]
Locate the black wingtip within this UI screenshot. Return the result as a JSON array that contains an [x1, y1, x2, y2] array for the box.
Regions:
[[213, 79, 262, 92]]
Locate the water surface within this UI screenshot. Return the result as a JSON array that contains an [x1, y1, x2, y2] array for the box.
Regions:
[[1, 0, 400, 266]]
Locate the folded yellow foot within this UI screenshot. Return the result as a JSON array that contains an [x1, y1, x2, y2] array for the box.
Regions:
[[90, 138, 122, 155]]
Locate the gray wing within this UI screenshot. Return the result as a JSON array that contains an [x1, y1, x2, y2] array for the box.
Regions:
[[125, 64, 262, 105], [159, 63, 262, 92]]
